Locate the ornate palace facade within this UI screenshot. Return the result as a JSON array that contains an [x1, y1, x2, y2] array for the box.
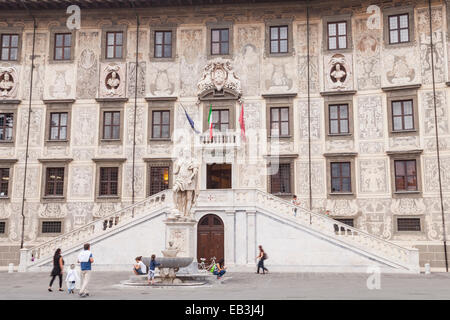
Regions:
[[0, 0, 450, 270]]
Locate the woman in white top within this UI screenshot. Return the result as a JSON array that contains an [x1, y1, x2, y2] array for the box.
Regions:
[[133, 256, 147, 275]]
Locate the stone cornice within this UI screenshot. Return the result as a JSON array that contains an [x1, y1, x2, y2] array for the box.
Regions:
[[43, 99, 75, 104], [320, 90, 357, 96], [145, 97, 178, 102], [386, 149, 423, 155], [0, 158, 18, 164], [263, 153, 298, 159], [382, 84, 422, 92], [323, 152, 358, 157], [261, 93, 298, 99], [142, 157, 174, 162], [92, 158, 127, 163], [0, 100, 21, 104], [95, 98, 129, 103], [37, 158, 73, 163]]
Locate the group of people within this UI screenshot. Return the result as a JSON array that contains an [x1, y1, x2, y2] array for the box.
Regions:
[[132, 255, 160, 285], [47, 243, 94, 298]]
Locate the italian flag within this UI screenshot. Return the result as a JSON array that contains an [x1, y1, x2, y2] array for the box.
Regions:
[[207, 104, 213, 139]]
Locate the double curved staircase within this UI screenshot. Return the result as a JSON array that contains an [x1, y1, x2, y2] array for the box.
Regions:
[[19, 189, 419, 273]]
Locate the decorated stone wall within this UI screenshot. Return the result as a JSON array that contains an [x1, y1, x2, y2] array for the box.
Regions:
[[0, 0, 449, 263]]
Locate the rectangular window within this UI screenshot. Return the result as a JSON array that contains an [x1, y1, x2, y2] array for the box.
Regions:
[[270, 107, 289, 137], [100, 167, 119, 196], [1, 34, 19, 61], [394, 160, 417, 191], [54, 33, 71, 60], [0, 113, 13, 141], [270, 163, 291, 194], [392, 100, 414, 131], [0, 168, 9, 197], [103, 111, 120, 140], [211, 28, 229, 55], [335, 218, 354, 227], [329, 104, 349, 134], [328, 22, 347, 50], [211, 109, 229, 132], [397, 218, 421, 231], [45, 168, 64, 196], [41, 221, 62, 234], [154, 31, 172, 58], [270, 26, 288, 53], [49, 112, 68, 140], [331, 162, 351, 193], [106, 31, 123, 59], [389, 14, 409, 44], [152, 110, 170, 139], [0, 221, 5, 234], [149, 166, 169, 196]]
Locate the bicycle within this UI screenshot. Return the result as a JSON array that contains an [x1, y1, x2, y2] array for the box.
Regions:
[[198, 256, 216, 272]]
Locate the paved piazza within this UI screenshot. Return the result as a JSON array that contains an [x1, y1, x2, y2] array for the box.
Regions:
[[1, 271, 450, 300]]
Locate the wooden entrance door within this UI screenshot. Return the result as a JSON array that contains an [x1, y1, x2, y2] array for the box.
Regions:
[[197, 214, 224, 264]]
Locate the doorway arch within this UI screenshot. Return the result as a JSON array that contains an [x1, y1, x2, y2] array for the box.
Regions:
[[197, 214, 224, 264]]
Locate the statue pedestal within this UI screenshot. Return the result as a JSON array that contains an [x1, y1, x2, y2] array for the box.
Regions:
[[164, 218, 198, 274], [164, 219, 196, 258]]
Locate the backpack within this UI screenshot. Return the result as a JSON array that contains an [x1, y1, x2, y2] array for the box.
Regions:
[[263, 252, 268, 260], [209, 264, 216, 273]]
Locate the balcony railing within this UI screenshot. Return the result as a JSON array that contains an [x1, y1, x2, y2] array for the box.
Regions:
[[196, 131, 241, 148]]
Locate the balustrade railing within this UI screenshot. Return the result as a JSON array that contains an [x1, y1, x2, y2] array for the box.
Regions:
[[197, 131, 240, 147], [199, 189, 417, 270], [27, 190, 171, 267]]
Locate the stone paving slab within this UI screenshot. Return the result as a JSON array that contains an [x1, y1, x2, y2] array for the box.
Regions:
[[0, 271, 450, 300]]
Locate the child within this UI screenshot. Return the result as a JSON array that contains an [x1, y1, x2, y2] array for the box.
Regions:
[[65, 264, 79, 294], [133, 256, 147, 275], [148, 254, 161, 285]]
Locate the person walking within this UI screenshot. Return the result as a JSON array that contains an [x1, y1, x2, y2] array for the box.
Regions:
[[147, 254, 161, 285], [65, 264, 80, 294], [48, 248, 64, 292], [291, 195, 300, 217], [77, 243, 94, 298], [256, 245, 268, 274]]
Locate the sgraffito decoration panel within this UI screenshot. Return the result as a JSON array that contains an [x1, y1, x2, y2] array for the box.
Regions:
[[381, 46, 420, 87], [22, 33, 46, 100], [354, 17, 381, 90], [179, 29, 205, 97], [358, 159, 388, 194], [297, 23, 320, 94], [297, 161, 325, 196], [235, 26, 262, 96], [263, 57, 296, 94], [72, 106, 98, 146], [298, 99, 321, 141], [69, 165, 94, 198], [424, 156, 450, 192], [76, 31, 100, 99], [127, 62, 146, 98], [421, 90, 448, 136], [148, 61, 177, 97], [44, 65, 75, 100], [357, 95, 383, 140], [417, 6, 446, 84]]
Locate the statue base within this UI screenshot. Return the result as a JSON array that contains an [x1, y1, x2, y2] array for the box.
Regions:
[[164, 219, 196, 260]]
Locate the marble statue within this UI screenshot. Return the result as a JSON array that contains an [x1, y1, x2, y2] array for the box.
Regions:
[[0, 72, 13, 96], [172, 150, 199, 219]]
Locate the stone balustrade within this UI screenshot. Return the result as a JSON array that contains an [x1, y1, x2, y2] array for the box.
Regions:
[[196, 131, 241, 148], [196, 188, 419, 272], [19, 190, 171, 272]]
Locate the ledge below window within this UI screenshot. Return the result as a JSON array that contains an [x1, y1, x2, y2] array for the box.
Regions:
[[43, 99, 75, 104], [394, 191, 420, 195], [96, 98, 129, 102], [0, 99, 21, 104]]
